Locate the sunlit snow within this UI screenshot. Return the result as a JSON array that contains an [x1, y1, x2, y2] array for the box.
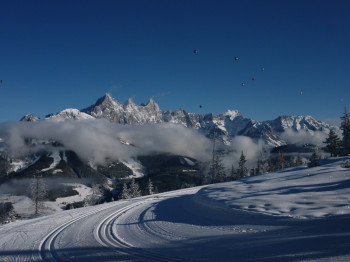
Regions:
[[1, 157, 350, 261]]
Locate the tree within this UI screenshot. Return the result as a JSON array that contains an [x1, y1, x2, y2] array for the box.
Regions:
[[0, 202, 15, 223], [308, 149, 320, 167], [210, 154, 226, 183], [277, 151, 285, 170], [230, 165, 238, 180], [129, 178, 141, 198], [30, 174, 47, 217], [323, 129, 341, 157], [120, 181, 130, 199], [84, 184, 102, 206], [296, 154, 303, 165], [146, 178, 154, 195], [237, 151, 248, 178], [340, 107, 350, 155], [209, 127, 226, 183]]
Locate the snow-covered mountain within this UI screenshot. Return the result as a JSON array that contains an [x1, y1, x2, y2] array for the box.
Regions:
[[45, 109, 94, 121], [78, 94, 335, 147], [21, 93, 336, 147]]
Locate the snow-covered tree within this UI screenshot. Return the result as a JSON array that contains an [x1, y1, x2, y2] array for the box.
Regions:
[[84, 184, 102, 206], [120, 181, 130, 199], [323, 129, 341, 157], [237, 151, 248, 178], [146, 178, 154, 195], [308, 149, 321, 167], [341, 107, 350, 155], [29, 174, 47, 217], [129, 178, 141, 198]]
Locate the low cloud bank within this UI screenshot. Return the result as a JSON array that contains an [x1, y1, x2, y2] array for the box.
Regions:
[[0, 120, 213, 164], [0, 120, 271, 170], [281, 129, 327, 147], [224, 136, 266, 168]]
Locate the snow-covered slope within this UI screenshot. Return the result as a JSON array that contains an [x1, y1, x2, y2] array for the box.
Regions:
[[1, 157, 350, 261], [196, 157, 350, 219], [45, 109, 94, 121]]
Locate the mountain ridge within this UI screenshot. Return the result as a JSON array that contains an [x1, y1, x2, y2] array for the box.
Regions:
[[21, 93, 337, 147]]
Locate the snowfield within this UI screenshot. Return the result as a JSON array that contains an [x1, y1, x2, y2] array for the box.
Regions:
[[1, 157, 350, 261]]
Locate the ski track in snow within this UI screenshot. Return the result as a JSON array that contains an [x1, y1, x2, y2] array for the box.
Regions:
[[1, 158, 350, 261]]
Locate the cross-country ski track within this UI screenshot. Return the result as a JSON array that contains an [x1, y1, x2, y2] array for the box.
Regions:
[[1, 158, 350, 261]]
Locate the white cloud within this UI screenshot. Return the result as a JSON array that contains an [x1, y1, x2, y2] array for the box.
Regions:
[[280, 129, 327, 146], [0, 120, 212, 165], [223, 136, 266, 169]]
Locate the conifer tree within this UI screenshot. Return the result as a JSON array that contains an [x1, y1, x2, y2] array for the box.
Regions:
[[120, 181, 130, 199], [230, 165, 238, 180], [208, 127, 226, 183], [129, 178, 141, 198], [146, 178, 154, 195], [341, 107, 350, 155], [323, 129, 341, 157], [210, 154, 226, 182], [237, 151, 248, 178], [308, 149, 320, 167]]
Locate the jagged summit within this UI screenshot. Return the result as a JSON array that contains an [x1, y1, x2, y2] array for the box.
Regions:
[[20, 114, 40, 122], [145, 98, 160, 111], [125, 97, 136, 106], [222, 110, 242, 120]]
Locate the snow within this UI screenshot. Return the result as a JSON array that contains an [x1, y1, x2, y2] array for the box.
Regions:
[[9, 155, 41, 173], [41, 151, 61, 172], [183, 157, 196, 166], [44, 183, 92, 213], [222, 109, 242, 120], [122, 158, 145, 178], [1, 157, 350, 261], [196, 157, 350, 219], [46, 109, 94, 121]]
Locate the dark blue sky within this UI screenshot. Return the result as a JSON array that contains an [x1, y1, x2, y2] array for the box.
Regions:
[[0, 0, 349, 123]]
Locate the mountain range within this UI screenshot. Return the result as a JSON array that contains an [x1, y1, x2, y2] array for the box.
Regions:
[[0, 93, 340, 209], [21, 93, 337, 147]]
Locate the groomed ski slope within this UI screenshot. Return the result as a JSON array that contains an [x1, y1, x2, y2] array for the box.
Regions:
[[1, 157, 350, 261]]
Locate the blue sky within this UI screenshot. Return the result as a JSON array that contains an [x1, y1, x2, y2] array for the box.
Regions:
[[0, 0, 349, 124]]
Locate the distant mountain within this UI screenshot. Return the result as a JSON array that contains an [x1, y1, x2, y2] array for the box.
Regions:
[[20, 114, 40, 122], [21, 93, 337, 148], [0, 93, 338, 202]]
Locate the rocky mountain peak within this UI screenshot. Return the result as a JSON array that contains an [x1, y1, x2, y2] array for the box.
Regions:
[[20, 114, 40, 122], [145, 98, 160, 111], [125, 98, 136, 106]]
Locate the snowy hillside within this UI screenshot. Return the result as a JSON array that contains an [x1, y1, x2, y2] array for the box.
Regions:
[[1, 157, 350, 261]]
